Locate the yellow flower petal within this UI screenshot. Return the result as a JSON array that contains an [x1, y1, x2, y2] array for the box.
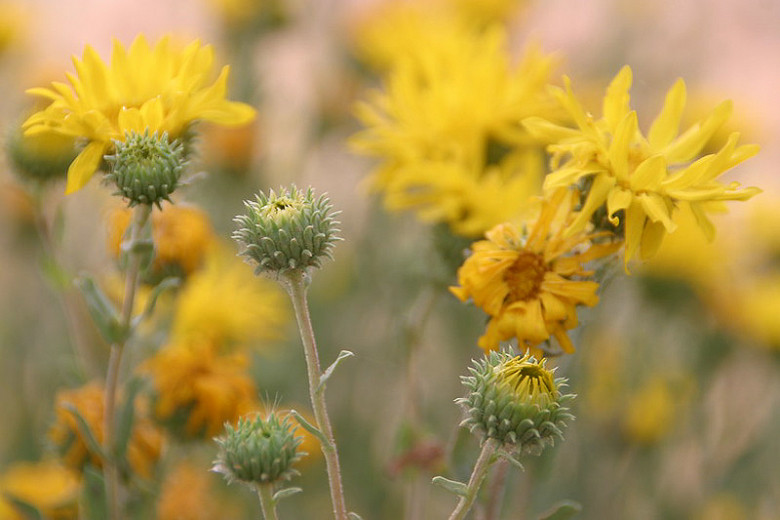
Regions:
[[65, 141, 106, 194], [602, 65, 632, 133], [648, 78, 686, 149]]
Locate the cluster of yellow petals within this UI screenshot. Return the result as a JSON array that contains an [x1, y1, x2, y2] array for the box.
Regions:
[[451, 189, 619, 353], [157, 462, 222, 520], [142, 340, 258, 439], [0, 460, 80, 520], [48, 381, 164, 479], [352, 14, 561, 236], [523, 66, 760, 267], [24, 34, 256, 194]]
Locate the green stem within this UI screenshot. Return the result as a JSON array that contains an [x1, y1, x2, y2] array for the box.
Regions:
[[103, 204, 152, 520], [256, 483, 280, 520], [282, 269, 348, 520], [448, 439, 499, 520]]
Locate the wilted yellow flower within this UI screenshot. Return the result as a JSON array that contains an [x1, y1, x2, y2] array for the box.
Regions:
[[524, 66, 760, 267], [171, 247, 288, 348], [49, 381, 164, 478], [24, 34, 256, 194], [352, 21, 561, 236], [107, 204, 216, 278], [0, 460, 80, 520], [143, 341, 258, 439], [157, 462, 221, 520], [451, 189, 619, 353]]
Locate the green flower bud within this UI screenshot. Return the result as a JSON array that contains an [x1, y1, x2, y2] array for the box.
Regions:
[[213, 413, 304, 485], [104, 131, 185, 208], [6, 122, 77, 184], [458, 351, 574, 455], [233, 186, 340, 275]]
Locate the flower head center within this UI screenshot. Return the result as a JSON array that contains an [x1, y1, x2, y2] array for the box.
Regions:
[[497, 354, 557, 405], [504, 251, 546, 303]]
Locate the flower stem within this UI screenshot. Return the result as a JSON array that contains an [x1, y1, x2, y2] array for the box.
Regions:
[[484, 458, 510, 520], [447, 439, 499, 520], [103, 204, 152, 520], [282, 269, 348, 520], [256, 483, 280, 520]]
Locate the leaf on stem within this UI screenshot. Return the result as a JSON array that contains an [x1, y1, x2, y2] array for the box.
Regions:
[[114, 376, 144, 465], [348, 513, 364, 520], [131, 276, 180, 328], [272, 487, 303, 502], [62, 403, 107, 462], [290, 410, 330, 449], [75, 276, 126, 344], [317, 350, 355, 393], [538, 500, 583, 520], [431, 476, 468, 497], [497, 448, 524, 471]]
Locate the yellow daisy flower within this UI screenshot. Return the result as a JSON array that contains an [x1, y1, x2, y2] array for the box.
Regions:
[[49, 381, 164, 479], [0, 460, 80, 520], [170, 246, 288, 348], [451, 189, 619, 353], [157, 462, 224, 520], [523, 66, 760, 267], [24, 34, 256, 194], [142, 341, 258, 439], [352, 21, 561, 236]]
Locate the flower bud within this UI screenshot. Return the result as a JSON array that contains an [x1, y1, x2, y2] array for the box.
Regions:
[[213, 412, 303, 485], [104, 131, 185, 208], [458, 351, 574, 455], [233, 186, 340, 275], [6, 122, 77, 184]]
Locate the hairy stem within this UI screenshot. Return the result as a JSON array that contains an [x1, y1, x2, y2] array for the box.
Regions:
[[282, 270, 348, 520], [448, 439, 499, 520], [256, 483, 280, 520], [104, 204, 152, 520]]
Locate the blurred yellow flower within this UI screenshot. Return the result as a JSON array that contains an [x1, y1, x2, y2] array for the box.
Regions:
[[352, 20, 561, 236], [445, 0, 527, 26], [694, 493, 749, 520], [49, 381, 164, 478], [157, 462, 221, 520], [622, 374, 694, 444], [451, 189, 619, 353], [524, 66, 760, 267], [731, 273, 780, 349], [0, 2, 26, 56], [24, 34, 256, 194], [107, 204, 216, 278], [143, 341, 258, 439], [0, 460, 80, 520], [171, 247, 288, 348]]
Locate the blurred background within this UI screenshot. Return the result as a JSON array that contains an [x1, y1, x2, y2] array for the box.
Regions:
[[0, 0, 778, 519]]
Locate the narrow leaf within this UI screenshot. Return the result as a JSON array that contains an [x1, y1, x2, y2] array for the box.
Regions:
[[431, 476, 468, 497], [318, 350, 355, 393], [497, 449, 525, 471], [273, 487, 303, 502], [75, 276, 125, 344], [115, 377, 144, 464], [81, 465, 107, 520], [63, 403, 107, 462], [348, 513, 364, 520], [131, 276, 180, 328], [290, 410, 330, 449], [3, 496, 42, 520], [538, 500, 583, 520]]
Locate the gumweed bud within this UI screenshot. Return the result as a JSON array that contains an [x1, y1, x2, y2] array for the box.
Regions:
[[458, 351, 574, 455], [213, 412, 304, 485], [233, 186, 340, 275], [6, 122, 77, 184], [104, 131, 185, 208]]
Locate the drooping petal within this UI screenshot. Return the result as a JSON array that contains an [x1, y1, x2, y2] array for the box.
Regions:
[[65, 141, 107, 194]]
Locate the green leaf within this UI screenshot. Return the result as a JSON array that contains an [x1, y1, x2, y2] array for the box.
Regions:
[[63, 403, 107, 463], [497, 449, 525, 471], [272, 487, 302, 502], [81, 465, 107, 520], [290, 410, 330, 449], [317, 350, 354, 393], [39, 256, 71, 290], [538, 500, 582, 520], [3, 495, 42, 520], [348, 514, 364, 520], [75, 276, 125, 344], [131, 276, 180, 328], [431, 476, 468, 497], [115, 377, 144, 466]]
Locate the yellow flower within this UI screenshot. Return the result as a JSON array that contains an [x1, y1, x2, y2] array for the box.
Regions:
[[171, 246, 288, 348], [49, 382, 164, 478], [451, 189, 619, 354], [524, 66, 761, 267], [445, 0, 528, 26], [0, 460, 80, 520], [143, 341, 258, 439], [107, 204, 216, 278], [352, 21, 561, 236], [156, 462, 221, 520], [24, 34, 256, 194]]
